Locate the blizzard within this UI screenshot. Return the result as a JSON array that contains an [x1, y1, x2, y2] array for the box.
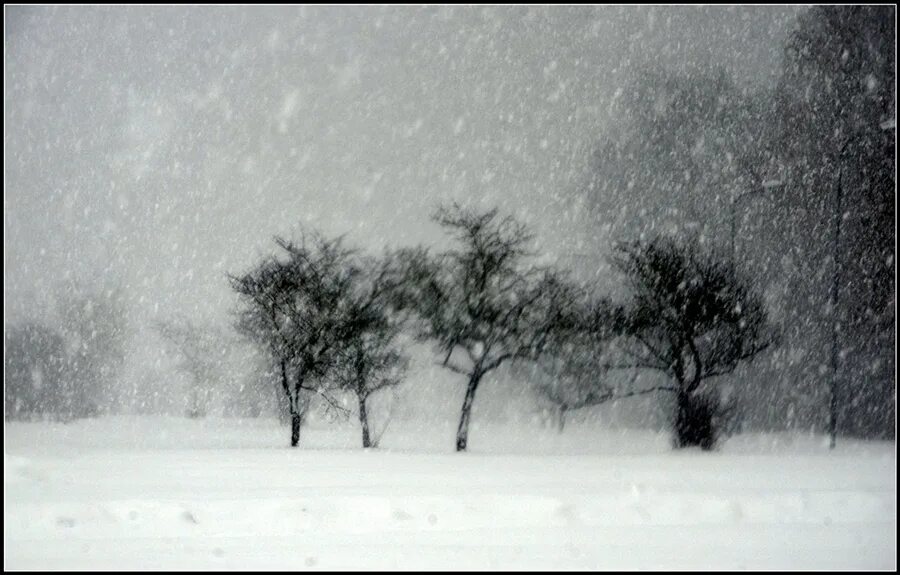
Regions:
[[5, 416, 895, 570]]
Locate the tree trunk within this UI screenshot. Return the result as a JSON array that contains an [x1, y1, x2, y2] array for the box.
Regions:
[[558, 405, 568, 433], [358, 394, 371, 448], [280, 360, 302, 448], [674, 388, 715, 450], [456, 373, 482, 452], [672, 357, 699, 449], [290, 411, 302, 447], [187, 387, 202, 419], [674, 390, 691, 448], [278, 360, 292, 424], [279, 360, 291, 399]]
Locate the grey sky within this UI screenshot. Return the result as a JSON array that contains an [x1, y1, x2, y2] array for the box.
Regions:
[[5, 5, 802, 330]]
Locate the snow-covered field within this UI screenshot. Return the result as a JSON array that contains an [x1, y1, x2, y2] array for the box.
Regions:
[[4, 416, 896, 570]]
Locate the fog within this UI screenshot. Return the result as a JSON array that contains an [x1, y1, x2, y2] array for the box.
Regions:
[[5, 6, 801, 325]]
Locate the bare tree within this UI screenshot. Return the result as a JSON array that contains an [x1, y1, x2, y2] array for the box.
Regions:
[[55, 283, 129, 417], [230, 232, 354, 447], [523, 296, 660, 432], [612, 235, 776, 449], [155, 318, 230, 418], [399, 204, 575, 452], [526, 353, 614, 433], [330, 255, 409, 448], [335, 330, 407, 448]]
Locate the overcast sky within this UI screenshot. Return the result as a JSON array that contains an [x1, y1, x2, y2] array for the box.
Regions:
[[5, 5, 802, 330]]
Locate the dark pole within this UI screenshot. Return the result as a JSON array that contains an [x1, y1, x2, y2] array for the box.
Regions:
[[825, 119, 894, 449], [730, 197, 737, 262]]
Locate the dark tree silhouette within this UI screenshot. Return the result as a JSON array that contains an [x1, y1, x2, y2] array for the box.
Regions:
[[230, 232, 354, 447], [613, 236, 776, 449], [331, 255, 409, 448], [399, 204, 575, 452]]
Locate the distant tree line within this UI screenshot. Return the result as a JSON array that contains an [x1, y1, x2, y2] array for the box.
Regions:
[[155, 318, 277, 419], [5, 286, 127, 421], [5, 289, 279, 423]]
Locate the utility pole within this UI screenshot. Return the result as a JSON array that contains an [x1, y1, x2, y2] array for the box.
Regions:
[[828, 140, 849, 450]]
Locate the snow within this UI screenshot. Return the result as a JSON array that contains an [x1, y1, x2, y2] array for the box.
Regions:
[[5, 416, 896, 569]]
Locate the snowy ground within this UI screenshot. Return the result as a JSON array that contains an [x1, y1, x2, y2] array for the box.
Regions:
[[4, 416, 896, 570]]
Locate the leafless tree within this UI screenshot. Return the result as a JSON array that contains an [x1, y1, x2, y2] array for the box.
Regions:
[[229, 232, 355, 447], [54, 283, 128, 417], [331, 255, 409, 448], [613, 235, 776, 449], [398, 204, 576, 451], [155, 318, 231, 418], [524, 297, 669, 432]]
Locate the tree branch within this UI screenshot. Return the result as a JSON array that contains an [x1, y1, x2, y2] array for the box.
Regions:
[[297, 383, 350, 417], [438, 361, 470, 376], [613, 386, 679, 399]]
